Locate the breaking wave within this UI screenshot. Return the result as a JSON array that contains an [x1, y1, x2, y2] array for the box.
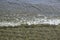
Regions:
[[0, 17, 60, 27]]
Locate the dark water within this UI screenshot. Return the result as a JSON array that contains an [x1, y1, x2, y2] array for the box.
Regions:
[[0, 0, 60, 26]]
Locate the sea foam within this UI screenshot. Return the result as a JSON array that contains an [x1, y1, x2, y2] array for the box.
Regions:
[[0, 18, 60, 27]]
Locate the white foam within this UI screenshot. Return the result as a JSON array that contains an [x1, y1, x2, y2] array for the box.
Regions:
[[0, 18, 60, 26], [0, 22, 21, 27], [26, 18, 60, 25], [42, 19, 60, 25]]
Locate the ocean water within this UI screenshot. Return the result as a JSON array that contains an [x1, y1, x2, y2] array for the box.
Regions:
[[0, 0, 60, 26]]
